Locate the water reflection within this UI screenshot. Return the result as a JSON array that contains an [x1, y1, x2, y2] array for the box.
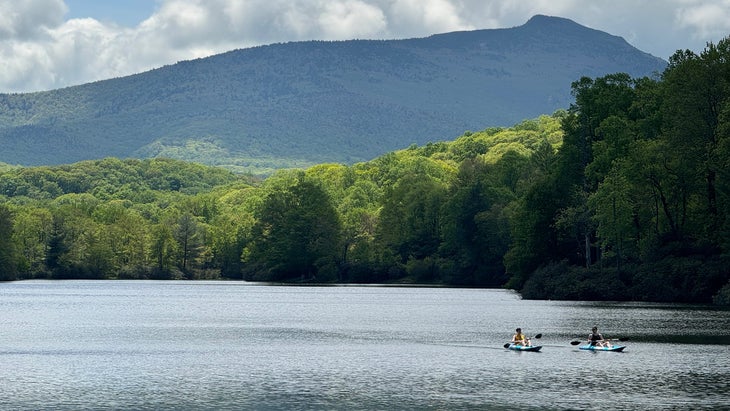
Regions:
[[0, 280, 728, 410]]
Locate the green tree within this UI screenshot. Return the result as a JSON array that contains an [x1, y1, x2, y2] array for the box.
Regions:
[[46, 212, 71, 278], [338, 179, 380, 276], [440, 158, 513, 285], [245, 172, 342, 281], [0, 204, 18, 280], [91, 200, 149, 275], [210, 213, 251, 279], [12, 206, 53, 277], [661, 40, 730, 243], [549, 74, 642, 269], [504, 172, 564, 289], [375, 172, 446, 282], [588, 166, 634, 272], [150, 223, 177, 278], [175, 213, 200, 275]]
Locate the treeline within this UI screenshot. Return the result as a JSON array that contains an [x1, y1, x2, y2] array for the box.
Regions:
[[0, 116, 561, 287], [0, 157, 247, 279], [1, 38, 729, 305], [510, 40, 730, 304]]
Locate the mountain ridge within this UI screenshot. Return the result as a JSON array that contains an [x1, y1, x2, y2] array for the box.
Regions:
[[0, 15, 667, 174]]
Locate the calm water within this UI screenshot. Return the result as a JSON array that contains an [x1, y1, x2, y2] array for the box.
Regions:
[[1, 280, 729, 410]]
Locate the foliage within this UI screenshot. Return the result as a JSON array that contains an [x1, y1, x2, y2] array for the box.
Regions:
[[520, 261, 629, 301], [244, 171, 342, 282], [0, 35, 728, 305], [510, 37, 730, 303], [0, 113, 556, 285], [0, 203, 17, 280]]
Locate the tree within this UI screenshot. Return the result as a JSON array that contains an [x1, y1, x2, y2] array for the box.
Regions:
[[338, 179, 380, 274], [210, 212, 252, 279], [0, 204, 17, 280], [12, 206, 53, 277], [150, 223, 177, 278], [175, 213, 200, 275], [661, 40, 730, 243], [245, 172, 342, 281], [440, 158, 513, 285], [92, 200, 149, 274], [588, 166, 634, 272], [46, 212, 70, 278], [376, 173, 446, 268], [550, 74, 643, 269]]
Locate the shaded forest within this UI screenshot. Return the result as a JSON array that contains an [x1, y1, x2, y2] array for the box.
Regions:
[[1, 38, 729, 304]]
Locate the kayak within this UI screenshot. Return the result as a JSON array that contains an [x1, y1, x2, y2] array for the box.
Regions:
[[579, 344, 626, 352], [506, 343, 542, 352]]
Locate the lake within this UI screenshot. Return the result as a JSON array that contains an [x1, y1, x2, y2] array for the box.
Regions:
[[1, 280, 728, 410]]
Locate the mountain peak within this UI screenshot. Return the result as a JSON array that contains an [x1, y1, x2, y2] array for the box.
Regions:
[[521, 14, 610, 38], [0, 17, 667, 173], [522, 14, 631, 44], [524, 14, 579, 27]]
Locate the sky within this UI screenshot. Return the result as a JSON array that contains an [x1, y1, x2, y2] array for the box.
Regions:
[[1, 0, 729, 94]]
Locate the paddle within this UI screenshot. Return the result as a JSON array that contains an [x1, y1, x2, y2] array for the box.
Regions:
[[504, 333, 542, 348], [570, 337, 629, 345]]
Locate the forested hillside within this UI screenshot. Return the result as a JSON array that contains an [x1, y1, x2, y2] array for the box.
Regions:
[[0, 15, 666, 174], [0, 116, 562, 284], [1, 37, 728, 305], [508, 41, 730, 304]]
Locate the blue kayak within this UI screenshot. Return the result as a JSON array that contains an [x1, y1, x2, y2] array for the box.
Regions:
[[506, 343, 542, 352], [579, 344, 626, 352]]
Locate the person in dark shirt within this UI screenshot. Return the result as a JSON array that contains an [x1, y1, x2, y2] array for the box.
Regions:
[[588, 326, 611, 348]]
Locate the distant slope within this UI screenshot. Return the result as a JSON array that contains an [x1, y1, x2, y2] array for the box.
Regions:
[[0, 15, 666, 174]]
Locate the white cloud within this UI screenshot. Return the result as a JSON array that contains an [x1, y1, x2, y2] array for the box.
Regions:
[[675, 0, 730, 43], [318, 1, 387, 39], [0, 0, 726, 93], [0, 0, 66, 40], [389, 0, 473, 34]]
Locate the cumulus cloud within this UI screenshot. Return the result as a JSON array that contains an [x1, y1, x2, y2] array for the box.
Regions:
[[0, 0, 66, 40], [318, 1, 387, 38], [0, 0, 726, 93], [387, 0, 472, 35], [675, 0, 730, 43]]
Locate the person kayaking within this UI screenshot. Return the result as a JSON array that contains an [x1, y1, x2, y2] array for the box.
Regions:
[[588, 326, 612, 348], [511, 328, 531, 347]]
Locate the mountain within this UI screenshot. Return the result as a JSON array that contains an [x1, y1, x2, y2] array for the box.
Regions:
[[0, 15, 666, 174]]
